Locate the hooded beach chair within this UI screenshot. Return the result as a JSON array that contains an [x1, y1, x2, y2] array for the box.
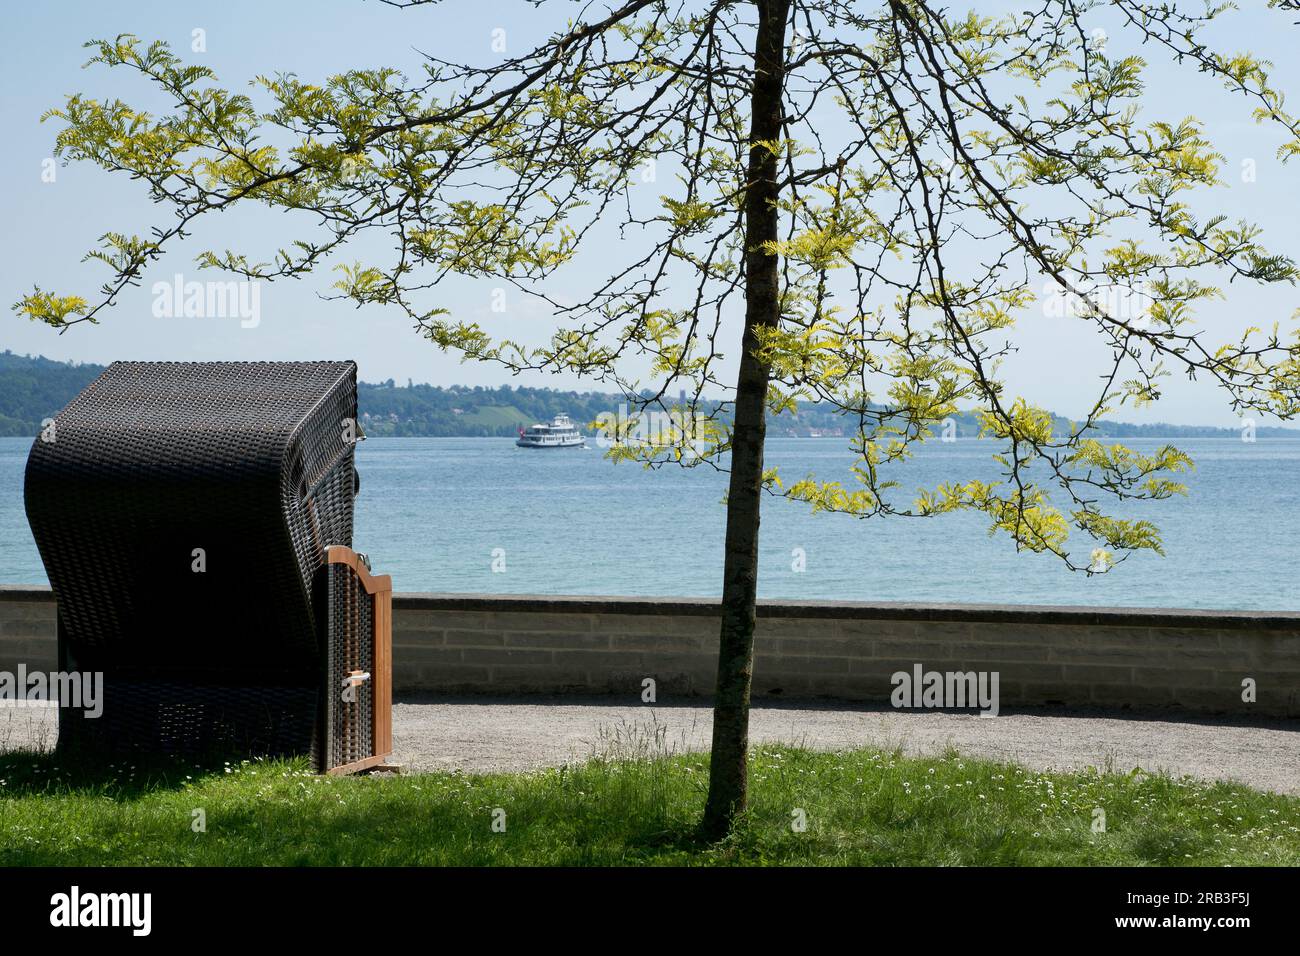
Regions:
[[24, 361, 393, 773]]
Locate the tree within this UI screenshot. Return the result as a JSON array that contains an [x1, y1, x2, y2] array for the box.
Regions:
[[16, 0, 1300, 838]]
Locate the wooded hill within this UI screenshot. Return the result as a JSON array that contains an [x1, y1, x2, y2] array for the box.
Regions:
[[2, 352, 1294, 439]]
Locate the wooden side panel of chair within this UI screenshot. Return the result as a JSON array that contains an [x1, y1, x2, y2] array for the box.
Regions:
[[373, 586, 392, 758], [324, 546, 394, 775]]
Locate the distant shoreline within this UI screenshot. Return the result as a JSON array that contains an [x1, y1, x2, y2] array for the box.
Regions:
[[319, 434, 1300, 440], [2, 351, 1297, 440]]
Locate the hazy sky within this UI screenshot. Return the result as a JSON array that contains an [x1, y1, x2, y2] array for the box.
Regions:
[[3, 0, 1298, 425]]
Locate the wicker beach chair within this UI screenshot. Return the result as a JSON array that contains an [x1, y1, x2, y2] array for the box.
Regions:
[[24, 361, 392, 773]]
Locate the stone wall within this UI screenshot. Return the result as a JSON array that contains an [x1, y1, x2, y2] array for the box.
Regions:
[[3, 586, 1296, 716]]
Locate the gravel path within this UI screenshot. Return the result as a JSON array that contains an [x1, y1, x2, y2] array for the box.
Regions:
[[4, 697, 1297, 795]]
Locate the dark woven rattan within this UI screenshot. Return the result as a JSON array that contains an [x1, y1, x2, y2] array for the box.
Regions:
[[25, 361, 363, 766]]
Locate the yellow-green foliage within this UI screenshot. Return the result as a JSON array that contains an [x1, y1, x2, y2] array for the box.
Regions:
[[14, 6, 1300, 576]]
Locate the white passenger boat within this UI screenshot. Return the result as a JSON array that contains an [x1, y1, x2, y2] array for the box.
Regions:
[[516, 413, 586, 448]]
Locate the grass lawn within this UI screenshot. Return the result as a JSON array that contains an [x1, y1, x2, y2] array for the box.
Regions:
[[2, 737, 1297, 866]]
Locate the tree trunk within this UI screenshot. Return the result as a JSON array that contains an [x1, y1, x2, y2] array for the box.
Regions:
[[701, 0, 789, 840]]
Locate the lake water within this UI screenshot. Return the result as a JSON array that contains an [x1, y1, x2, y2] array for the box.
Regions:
[[2, 435, 1297, 611]]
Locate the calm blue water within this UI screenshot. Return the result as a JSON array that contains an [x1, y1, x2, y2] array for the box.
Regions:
[[2, 435, 1297, 611]]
